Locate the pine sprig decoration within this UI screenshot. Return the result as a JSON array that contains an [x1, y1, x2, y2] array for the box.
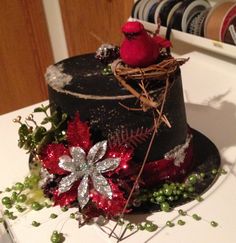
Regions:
[[108, 127, 153, 149]]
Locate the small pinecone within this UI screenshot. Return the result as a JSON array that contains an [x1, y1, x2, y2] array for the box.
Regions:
[[95, 44, 120, 64]]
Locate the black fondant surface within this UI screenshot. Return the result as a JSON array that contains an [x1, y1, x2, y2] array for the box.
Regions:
[[48, 53, 188, 162]]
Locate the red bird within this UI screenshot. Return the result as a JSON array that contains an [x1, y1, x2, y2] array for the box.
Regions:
[[120, 21, 171, 68]]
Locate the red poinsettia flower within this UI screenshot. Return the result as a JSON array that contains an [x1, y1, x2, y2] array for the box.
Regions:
[[40, 113, 133, 212]]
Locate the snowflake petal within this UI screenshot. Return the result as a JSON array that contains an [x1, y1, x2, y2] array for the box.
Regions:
[[87, 140, 107, 164], [58, 155, 74, 172], [58, 173, 77, 194], [92, 173, 112, 199], [70, 146, 86, 166], [96, 158, 120, 173], [77, 175, 89, 209]]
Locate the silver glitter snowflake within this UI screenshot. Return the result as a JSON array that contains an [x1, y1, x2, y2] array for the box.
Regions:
[[45, 64, 72, 89], [164, 133, 192, 166], [58, 141, 120, 209]]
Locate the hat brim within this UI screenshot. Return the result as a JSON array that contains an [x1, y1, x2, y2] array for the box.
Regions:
[[132, 128, 221, 213]]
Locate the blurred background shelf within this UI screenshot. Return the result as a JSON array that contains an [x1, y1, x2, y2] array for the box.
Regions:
[[129, 17, 236, 60]]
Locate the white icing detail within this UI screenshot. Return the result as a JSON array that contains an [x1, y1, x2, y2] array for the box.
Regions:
[[45, 64, 72, 88], [49, 83, 160, 100], [164, 133, 192, 167]]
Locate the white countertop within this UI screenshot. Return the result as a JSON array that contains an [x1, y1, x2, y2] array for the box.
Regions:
[[1, 52, 236, 243]]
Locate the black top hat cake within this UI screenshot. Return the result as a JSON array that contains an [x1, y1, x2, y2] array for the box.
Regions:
[[3, 21, 220, 242], [43, 21, 220, 216]]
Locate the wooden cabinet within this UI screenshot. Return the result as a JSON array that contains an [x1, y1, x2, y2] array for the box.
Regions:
[[0, 0, 53, 114], [0, 0, 134, 114], [60, 0, 133, 55]]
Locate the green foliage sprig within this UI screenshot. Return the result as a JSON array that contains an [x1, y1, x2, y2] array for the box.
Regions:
[[14, 104, 68, 155]]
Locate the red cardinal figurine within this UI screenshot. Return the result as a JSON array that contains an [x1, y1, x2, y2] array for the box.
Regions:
[[120, 21, 171, 68]]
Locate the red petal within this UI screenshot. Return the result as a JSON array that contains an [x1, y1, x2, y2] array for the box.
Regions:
[[40, 144, 69, 175], [106, 146, 133, 174], [52, 183, 78, 207], [90, 180, 127, 216], [66, 113, 91, 152]]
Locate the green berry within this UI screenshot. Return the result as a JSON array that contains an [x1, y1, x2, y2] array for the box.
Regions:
[[166, 221, 175, 227], [32, 221, 40, 227], [188, 174, 197, 184], [144, 222, 158, 232], [137, 223, 145, 230], [188, 186, 195, 193], [164, 187, 173, 196], [161, 202, 170, 212], [210, 221, 218, 227], [31, 202, 42, 211], [196, 196, 204, 202], [17, 194, 27, 203], [70, 213, 75, 219], [51, 231, 63, 243], [15, 205, 26, 213], [126, 223, 135, 230], [61, 206, 68, 212], [178, 209, 187, 216], [211, 169, 218, 175], [2, 196, 11, 205], [168, 196, 174, 201], [156, 195, 165, 203], [5, 204, 13, 209], [177, 220, 185, 226], [192, 214, 201, 221], [50, 213, 58, 219], [220, 168, 227, 175], [14, 182, 24, 191], [11, 191, 18, 201]]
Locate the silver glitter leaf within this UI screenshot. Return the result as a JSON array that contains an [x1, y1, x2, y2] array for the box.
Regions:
[[96, 158, 120, 173], [59, 155, 75, 172], [77, 175, 89, 209], [91, 173, 112, 199], [39, 168, 55, 187], [87, 140, 107, 164], [58, 173, 77, 194], [70, 147, 86, 167]]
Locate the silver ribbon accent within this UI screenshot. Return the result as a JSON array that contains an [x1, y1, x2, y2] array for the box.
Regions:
[[58, 141, 120, 209], [45, 64, 72, 89], [164, 133, 192, 166]]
